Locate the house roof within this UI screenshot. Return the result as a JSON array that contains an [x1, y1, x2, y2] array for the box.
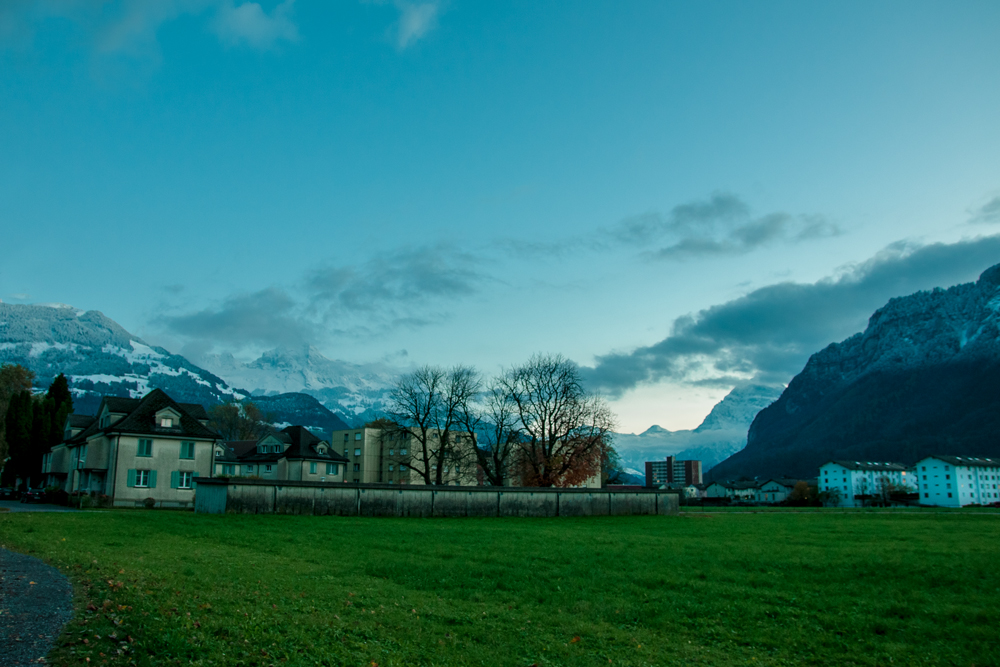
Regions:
[[920, 455, 1000, 469], [67, 414, 95, 429], [218, 426, 349, 464], [761, 478, 800, 489], [825, 461, 908, 472], [65, 389, 220, 445]]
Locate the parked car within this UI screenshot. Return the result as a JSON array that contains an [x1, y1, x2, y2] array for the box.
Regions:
[[20, 488, 46, 503], [0, 487, 17, 500]]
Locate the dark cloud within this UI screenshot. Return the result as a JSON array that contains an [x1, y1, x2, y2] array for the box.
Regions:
[[156, 287, 317, 351], [970, 196, 1000, 225], [605, 192, 840, 260], [305, 244, 485, 315], [583, 235, 1000, 397], [155, 244, 486, 352]]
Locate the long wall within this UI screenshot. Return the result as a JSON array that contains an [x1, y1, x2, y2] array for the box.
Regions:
[[195, 478, 679, 517]]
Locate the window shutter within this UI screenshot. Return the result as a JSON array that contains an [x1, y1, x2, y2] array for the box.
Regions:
[[170, 471, 179, 489], [127, 469, 136, 488], [149, 470, 157, 488]]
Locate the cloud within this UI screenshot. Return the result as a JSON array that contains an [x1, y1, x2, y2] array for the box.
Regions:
[[393, 1, 439, 49], [603, 192, 841, 260], [213, 0, 298, 49], [0, 0, 298, 54], [156, 244, 486, 352], [582, 235, 1000, 397], [970, 196, 1000, 225], [157, 287, 318, 351]]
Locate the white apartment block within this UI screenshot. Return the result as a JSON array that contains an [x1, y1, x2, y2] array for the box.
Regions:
[[913, 456, 1000, 507], [817, 461, 916, 507]]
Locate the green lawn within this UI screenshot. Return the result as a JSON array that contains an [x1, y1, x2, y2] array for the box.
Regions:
[[1, 512, 997, 667]]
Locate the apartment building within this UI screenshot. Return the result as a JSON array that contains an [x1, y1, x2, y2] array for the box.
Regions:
[[913, 456, 1000, 507], [331, 426, 479, 486], [817, 461, 916, 507], [645, 456, 702, 488]]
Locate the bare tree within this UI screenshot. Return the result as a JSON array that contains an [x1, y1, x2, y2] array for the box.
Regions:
[[456, 377, 521, 487], [385, 365, 481, 485], [501, 354, 616, 488], [208, 400, 273, 441]]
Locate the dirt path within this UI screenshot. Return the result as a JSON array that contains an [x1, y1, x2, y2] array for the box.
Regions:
[[0, 548, 74, 666]]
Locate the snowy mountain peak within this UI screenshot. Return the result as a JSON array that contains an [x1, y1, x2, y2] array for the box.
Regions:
[[695, 383, 784, 432]]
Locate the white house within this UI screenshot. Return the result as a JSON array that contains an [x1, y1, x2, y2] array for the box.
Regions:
[[705, 480, 758, 501], [817, 461, 916, 507], [913, 456, 1000, 507]]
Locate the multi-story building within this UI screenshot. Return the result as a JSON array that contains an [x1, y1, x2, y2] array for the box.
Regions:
[[43, 389, 221, 508], [213, 426, 349, 483], [817, 461, 916, 507], [645, 456, 702, 488], [331, 426, 479, 486], [913, 456, 1000, 507]]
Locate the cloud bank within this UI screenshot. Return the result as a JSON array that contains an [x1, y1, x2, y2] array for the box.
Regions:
[[583, 235, 1000, 396], [157, 244, 485, 353]]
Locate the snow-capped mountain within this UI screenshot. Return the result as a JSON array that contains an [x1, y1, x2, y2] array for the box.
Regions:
[[614, 383, 784, 476], [0, 303, 354, 435], [199, 345, 396, 426], [0, 303, 245, 414], [710, 263, 1000, 481]]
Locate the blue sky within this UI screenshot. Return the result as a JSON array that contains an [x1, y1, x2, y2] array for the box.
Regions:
[[2, 1, 1000, 432]]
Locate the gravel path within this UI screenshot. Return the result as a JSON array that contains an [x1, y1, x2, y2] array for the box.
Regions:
[[0, 549, 74, 666]]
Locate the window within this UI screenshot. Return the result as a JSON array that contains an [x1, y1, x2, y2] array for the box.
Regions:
[[326, 463, 338, 474], [455, 466, 461, 474], [265, 465, 273, 473], [353, 463, 360, 472], [310, 462, 317, 474], [389, 464, 394, 471], [947, 492, 953, 498], [160, 417, 173, 427], [400, 448, 408, 456], [389, 449, 395, 456], [355, 433, 362, 441], [224, 464, 235, 475], [180, 441, 195, 459], [138, 439, 153, 457], [246, 465, 255, 473], [129, 469, 154, 488], [400, 464, 407, 471], [354, 448, 361, 457], [343, 434, 349, 442]]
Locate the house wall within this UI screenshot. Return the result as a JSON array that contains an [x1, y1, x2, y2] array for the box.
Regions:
[[110, 435, 215, 508], [198, 479, 680, 518]]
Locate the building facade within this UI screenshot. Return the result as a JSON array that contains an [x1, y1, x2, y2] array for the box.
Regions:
[[912, 456, 1000, 507], [817, 461, 916, 508], [331, 427, 479, 486], [645, 456, 702, 488], [43, 389, 220, 508], [214, 426, 349, 483]]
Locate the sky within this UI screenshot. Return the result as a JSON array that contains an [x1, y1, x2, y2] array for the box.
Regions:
[[2, 0, 1000, 433]]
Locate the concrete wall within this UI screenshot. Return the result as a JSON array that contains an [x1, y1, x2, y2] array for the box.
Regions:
[[196, 479, 680, 518]]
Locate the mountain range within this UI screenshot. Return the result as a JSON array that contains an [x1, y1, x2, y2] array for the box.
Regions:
[[614, 383, 783, 475], [708, 263, 1000, 481], [0, 303, 355, 438]]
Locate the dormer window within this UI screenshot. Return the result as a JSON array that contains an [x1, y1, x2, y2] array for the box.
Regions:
[[161, 417, 173, 427]]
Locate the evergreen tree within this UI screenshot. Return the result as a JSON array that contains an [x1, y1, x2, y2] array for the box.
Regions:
[[0, 363, 34, 477], [46, 374, 73, 447], [3, 390, 34, 488]]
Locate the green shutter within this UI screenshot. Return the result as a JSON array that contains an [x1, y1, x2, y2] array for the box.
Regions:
[[127, 469, 136, 487], [170, 471, 179, 489], [149, 470, 157, 488]]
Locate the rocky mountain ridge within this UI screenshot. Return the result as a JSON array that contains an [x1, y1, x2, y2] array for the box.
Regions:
[[708, 264, 1000, 480]]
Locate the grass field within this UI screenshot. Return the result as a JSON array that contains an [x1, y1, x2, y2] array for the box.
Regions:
[[1, 511, 997, 667]]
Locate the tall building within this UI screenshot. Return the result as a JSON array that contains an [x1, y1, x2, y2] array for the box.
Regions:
[[645, 456, 702, 487]]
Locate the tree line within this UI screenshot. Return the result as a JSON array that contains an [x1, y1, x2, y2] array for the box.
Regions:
[[379, 353, 623, 487], [0, 364, 73, 488]]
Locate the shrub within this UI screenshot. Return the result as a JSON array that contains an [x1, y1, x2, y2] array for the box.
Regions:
[[143, 497, 156, 509]]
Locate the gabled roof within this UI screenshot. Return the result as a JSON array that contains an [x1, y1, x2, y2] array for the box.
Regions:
[[218, 426, 349, 464], [760, 478, 800, 489], [216, 440, 259, 462], [919, 455, 1000, 469], [825, 461, 908, 472], [65, 389, 220, 444], [67, 414, 95, 429], [280, 426, 349, 463]]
